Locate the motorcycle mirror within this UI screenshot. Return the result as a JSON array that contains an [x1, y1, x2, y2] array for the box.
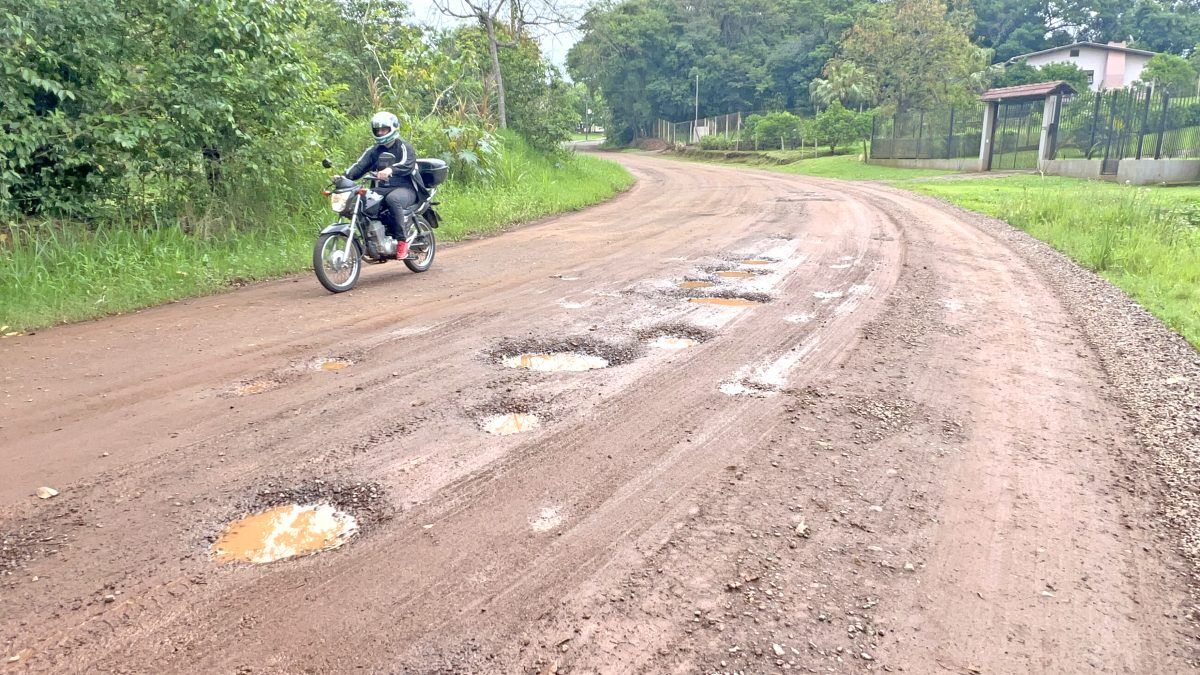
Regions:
[[376, 152, 396, 169], [321, 158, 333, 169]]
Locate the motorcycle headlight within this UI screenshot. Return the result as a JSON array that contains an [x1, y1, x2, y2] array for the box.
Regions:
[[330, 191, 350, 213]]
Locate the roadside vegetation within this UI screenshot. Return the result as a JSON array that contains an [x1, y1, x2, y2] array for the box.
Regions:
[[0, 0, 631, 332], [0, 133, 631, 331]]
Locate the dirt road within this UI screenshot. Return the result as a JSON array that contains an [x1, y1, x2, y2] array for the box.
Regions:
[[2, 152, 1197, 673]]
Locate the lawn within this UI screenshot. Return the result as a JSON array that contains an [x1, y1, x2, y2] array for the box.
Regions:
[[906, 175, 1200, 348]]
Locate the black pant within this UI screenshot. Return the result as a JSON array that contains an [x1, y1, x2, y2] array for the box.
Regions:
[[380, 186, 418, 240]]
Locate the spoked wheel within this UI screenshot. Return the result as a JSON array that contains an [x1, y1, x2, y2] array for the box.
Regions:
[[313, 232, 362, 293], [404, 216, 436, 273]]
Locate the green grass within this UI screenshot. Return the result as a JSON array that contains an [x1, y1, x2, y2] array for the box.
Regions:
[[0, 135, 633, 332], [569, 132, 605, 141], [771, 154, 956, 180], [906, 175, 1200, 347]]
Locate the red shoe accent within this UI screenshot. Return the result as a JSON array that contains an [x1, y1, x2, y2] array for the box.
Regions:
[[395, 241, 410, 259]]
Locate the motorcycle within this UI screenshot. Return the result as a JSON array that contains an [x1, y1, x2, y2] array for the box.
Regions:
[[312, 152, 448, 293]]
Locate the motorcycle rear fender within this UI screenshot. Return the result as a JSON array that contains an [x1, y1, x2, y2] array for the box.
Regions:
[[423, 208, 441, 229], [320, 222, 353, 236]]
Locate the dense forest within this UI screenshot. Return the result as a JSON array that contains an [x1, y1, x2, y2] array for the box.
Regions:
[[568, 0, 1200, 142]]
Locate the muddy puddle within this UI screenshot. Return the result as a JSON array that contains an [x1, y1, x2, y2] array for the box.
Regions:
[[212, 503, 358, 564], [715, 271, 755, 279], [689, 297, 761, 307], [483, 412, 541, 435], [317, 358, 352, 371], [678, 280, 715, 289], [502, 353, 609, 372], [652, 336, 699, 350]]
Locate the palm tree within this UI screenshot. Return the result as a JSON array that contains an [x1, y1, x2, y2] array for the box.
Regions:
[[810, 60, 875, 111]]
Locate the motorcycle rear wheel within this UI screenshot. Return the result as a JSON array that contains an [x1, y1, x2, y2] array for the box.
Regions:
[[404, 216, 436, 273], [314, 232, 362, 293]]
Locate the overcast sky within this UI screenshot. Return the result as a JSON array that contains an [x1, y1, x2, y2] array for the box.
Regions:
[[406, 0, 582, 72]]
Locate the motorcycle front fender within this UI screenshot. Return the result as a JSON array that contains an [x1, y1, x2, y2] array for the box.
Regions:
[[319, 222, 353, 236]]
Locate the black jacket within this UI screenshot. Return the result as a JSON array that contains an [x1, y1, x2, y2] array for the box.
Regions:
[[344, 138, 417, 189]]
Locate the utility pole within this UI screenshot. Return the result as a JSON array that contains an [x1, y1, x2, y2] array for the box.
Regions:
[[693, 72, 700, 144]]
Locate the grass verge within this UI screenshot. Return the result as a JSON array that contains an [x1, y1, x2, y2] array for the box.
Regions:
[[906, 175, 1200, 348], [0, 135, 634, 332]]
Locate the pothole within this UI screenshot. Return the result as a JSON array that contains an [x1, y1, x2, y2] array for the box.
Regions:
[[719, 380, 778, 397], [491, 336, 642, 371], [211, 503, 357, 564], [689, 296, 762, 307], [679, 280, 715, 289], [636, 322, 716, 345], [315, 357, 353, 371], [652, 336, 699, 350], [742, 258, 777, 265], [530, 506, 564, 533], [502, 353, 609, 372], [483, 412, 541, 435], [226, 377, 288, 397], [715, 270, 757, 278]]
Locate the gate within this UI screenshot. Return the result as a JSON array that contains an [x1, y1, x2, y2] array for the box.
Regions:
[[988, 100, 1043, 170]]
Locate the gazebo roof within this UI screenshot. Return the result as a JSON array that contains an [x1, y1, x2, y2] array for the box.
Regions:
[[980, 81, 1077, 103]]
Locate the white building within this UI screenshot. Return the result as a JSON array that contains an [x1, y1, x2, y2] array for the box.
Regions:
[[1011, 42, 1156, 91]]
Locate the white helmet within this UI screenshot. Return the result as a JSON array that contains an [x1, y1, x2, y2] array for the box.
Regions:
[[370, 111, 400, 146]]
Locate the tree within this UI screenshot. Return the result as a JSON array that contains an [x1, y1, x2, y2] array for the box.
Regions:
[[568, 0, 870, 142], [809, 60, 874, 111], [744, 111, 804, 148], [807, 101, 870, 153], [1140, 53, 1199, 95], [839, 0, 988, 111], [994, 61, 1091, 94]]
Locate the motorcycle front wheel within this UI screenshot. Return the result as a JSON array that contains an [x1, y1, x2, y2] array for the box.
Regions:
[[313, 232, 362, 293], [404, 216, 436, 273]]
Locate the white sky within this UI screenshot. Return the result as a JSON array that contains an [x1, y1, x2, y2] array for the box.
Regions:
[[406, 0, 582, 72]]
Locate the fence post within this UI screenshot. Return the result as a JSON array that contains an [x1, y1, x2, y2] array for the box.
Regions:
[[1087, 92, 1102, 159], [870, 114, 877, 159], [915, 111, 925, 158], [1155, 92, 1170, 159], [1136, 89, 1152, 159], [946, 107, 955, 160]]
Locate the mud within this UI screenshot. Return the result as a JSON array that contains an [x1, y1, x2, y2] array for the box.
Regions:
[[1, 149, 1195, 673], [212, 503, 358, 564]]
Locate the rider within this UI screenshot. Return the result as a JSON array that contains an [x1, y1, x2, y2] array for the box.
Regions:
[[340, 111, 418, 259]]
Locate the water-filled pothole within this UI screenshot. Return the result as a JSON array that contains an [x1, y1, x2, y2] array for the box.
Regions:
[[492, 336, 641, 371], [652, 336, 699, 349], [679, 280, 715, 289], [317, 358, 353, 371], [715, 271, 756, 278], [502, 353, 609, 372], [212, 503, 357, 564], [689, 297, 761, 307], [483, 412, 541, 435], [743, 258, 776, 265]]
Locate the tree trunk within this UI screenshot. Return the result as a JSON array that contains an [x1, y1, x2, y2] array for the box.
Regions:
[[484, 14, 507, 129]]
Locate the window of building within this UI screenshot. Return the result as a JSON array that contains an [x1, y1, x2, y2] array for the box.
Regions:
[[1085, 70, 1095, 84], [1070, 48, 1081, 57]]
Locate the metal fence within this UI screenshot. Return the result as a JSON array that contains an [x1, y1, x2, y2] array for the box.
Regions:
[[650, 110, 816, 150], [1052, 88, 1200, 170], [870, 104, 984, 160]]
